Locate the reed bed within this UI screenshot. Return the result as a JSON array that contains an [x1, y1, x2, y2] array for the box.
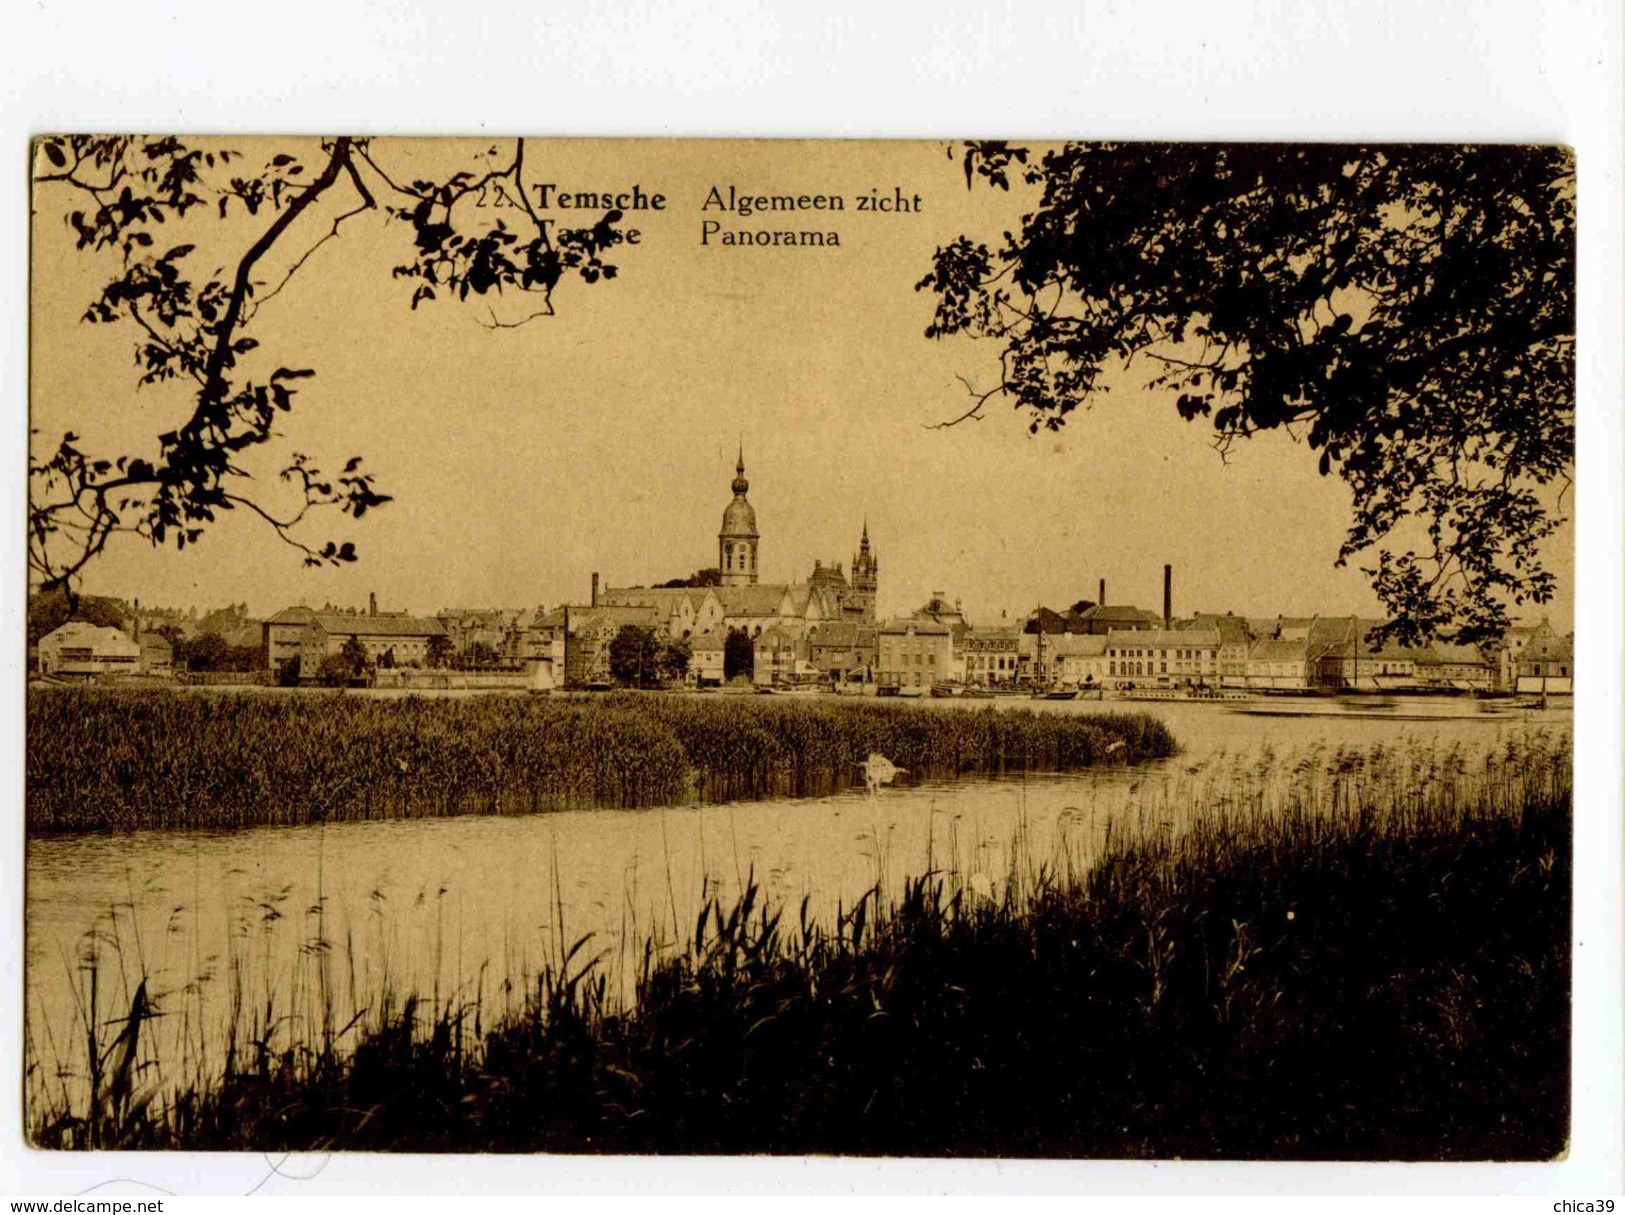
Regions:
[[26, 687, 1173, 834], [27, 731, 1570, 1158]]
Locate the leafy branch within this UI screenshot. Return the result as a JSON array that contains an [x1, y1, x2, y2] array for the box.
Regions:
[[31, 135, 627, 600], [919, 142, 1575, 643]]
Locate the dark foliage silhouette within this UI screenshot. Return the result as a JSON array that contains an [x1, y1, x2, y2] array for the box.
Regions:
[[31, 136, 626, 599], [919, 142, 1574, 643]]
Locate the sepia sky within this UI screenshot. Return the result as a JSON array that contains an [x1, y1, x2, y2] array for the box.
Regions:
[[30, 137, 1574, 627]]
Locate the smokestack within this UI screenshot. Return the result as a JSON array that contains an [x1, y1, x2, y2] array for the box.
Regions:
[[1163, 564, 1172, 630], [591, 572, 600, 607], [1098, 578, 1106, 607], [369, 591, 378, 617]]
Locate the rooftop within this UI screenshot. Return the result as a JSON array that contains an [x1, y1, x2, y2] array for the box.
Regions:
[[1044, 633, 1108, 656], [1249, 637, 1309, 661], [808, 621, 876, 647], [880, 618, 952, 636], [715, 584, 793, 617], [1106, 628, 1221, 649], [1419, 643, 1490, 666], [1189, 613, 1253, 644], [39, 622, 140, 653], [1082, 604, 1162, 623], [311, 613, 448, 638], [602, 586, 714, 610]]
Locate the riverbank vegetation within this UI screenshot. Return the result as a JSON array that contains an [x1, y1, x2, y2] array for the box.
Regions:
[[25, 687, 1174, 833], [28, 731, 1570, 1157]]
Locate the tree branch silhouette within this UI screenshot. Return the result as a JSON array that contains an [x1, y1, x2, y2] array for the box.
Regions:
[[919, 141, 1574, 643], [31, 135, 628, 602]]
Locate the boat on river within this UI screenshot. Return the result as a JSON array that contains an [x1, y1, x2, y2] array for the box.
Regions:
[[1229, 697, 1537, 722], [1119, 688, 1253, 703]]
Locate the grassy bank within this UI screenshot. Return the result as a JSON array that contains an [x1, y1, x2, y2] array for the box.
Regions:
[[29, 733, 1570, 1158], [25, 688, 1173, 833]]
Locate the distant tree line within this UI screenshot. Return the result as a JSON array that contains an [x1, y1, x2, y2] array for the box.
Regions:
[[151, 625, 263, 672], [27, 589, 127, 644], [656, 568, 722, 589]]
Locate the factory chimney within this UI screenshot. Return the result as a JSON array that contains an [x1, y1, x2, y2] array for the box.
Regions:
[[369, 591, 377, 617], [591, 572, 600, 607], [1163, 564, 1172, 630], [1098, 578, 1106, 607]]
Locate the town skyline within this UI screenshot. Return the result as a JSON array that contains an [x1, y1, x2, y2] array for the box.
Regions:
[[48, 442, 1574, 638], [39, 437, 1573, 636], [31, 138, 1574, 635]]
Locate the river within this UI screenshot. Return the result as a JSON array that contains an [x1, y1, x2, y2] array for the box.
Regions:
[[25, 696, 1570, 1113]]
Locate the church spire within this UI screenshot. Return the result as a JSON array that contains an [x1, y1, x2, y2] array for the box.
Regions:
[[850, 515, 878, 621], [719, 443, 759, 586]]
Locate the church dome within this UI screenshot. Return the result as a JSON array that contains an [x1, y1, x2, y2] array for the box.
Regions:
[[721, 496, 757, 538], [720, 449, 758, 537]]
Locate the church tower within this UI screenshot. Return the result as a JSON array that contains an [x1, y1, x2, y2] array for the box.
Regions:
[[718, 447, 759, 586], [850, 520, 878, 622]]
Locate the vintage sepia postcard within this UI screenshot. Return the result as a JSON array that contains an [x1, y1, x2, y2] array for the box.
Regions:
[[25, 136, 1574, 1160]]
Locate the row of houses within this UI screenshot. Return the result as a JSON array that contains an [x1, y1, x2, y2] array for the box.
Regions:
[[40, 590, 1574, 698], [1035, 615, 1573, 694], [258, 591, 868, 688], [262, 573, 876, 684], [496, 595, 1577, 695], [860, 599, 1575, 695], [536, 607, 881, 688]]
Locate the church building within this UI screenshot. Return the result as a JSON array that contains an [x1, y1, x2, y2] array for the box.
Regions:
[[600, 449, 878, 644]]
